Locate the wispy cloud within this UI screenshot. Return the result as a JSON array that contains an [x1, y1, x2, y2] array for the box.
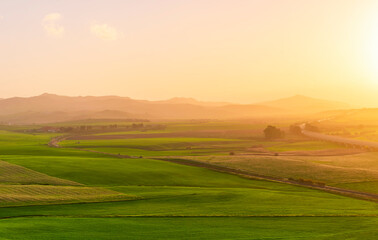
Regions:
[[90, 23, 121, 41], [42, 13, 64, 38]]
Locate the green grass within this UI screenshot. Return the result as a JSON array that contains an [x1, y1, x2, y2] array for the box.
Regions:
[[61, 137, 242, 148], [1, 155, 260, 187], [93, 130, 170, 136], [89, 147, 230, 156], [1, 127, 378, 239], [1, 217, 378, 240], [0, 186, 377, 218], [60, 137, 254, 157]]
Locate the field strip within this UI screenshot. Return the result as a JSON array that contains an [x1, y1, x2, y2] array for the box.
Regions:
[[49, 135, 378, 202], [1, 214, 378, 220], [0, 160, 81, 186], [0, 185, 136, 207], [155, 157, 378, 202]]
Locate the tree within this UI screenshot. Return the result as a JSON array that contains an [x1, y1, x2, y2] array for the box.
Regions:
[[304, 124, 319, 132], [289, 125, 302, 135], [264, 125, 285, 140]]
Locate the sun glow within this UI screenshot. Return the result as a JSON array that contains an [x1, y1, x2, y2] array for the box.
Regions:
[[363, 9, 378, 84]]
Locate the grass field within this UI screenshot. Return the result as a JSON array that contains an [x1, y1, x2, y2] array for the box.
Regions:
[[61, 137, 243, 149], [60, 136, 344, 157], [1, 217, 378, 240], [60, 137, 256, 157], [0, 185, 377, 219], [0, 122, 377, 239]]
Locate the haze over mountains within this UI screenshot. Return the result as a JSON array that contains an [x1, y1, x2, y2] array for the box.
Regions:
[[259, 95, 350, 113], [0, 93, 351, 124]]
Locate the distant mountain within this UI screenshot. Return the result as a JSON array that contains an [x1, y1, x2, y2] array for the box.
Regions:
[[0, 93, 285, 124], [158, 97, 231, 107], [259, 95, 350, 113], [0, 93, 351, 124], [0, 110, 137, 124]]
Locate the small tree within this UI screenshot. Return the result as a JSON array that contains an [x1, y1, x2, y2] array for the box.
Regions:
[[304, 124, 319, 132], [264, 125, 285, 140], [289, 125, 302, 135]]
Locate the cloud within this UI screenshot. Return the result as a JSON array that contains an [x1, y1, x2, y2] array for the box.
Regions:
[[90, 24, 121, 40], [42, 13, 64, 38]]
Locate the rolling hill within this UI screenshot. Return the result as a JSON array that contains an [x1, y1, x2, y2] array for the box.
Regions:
[[259, 95, 350, 113], [0, 93, 350, 124]]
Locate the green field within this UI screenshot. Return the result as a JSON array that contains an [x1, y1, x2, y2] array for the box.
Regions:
[[0, 122, 377, 239], [1, 217, 378, 240], [60, 137, 259, 157]]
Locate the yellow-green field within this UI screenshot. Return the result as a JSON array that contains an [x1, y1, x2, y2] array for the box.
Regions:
[[0, 185, 133, 207], [0, 160, 80, 186], [0, 121, 377, 239], [182, 152, 378, 194]]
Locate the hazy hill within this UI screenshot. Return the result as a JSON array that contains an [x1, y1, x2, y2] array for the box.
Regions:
[[0, 93, 351, 124], [158, 97, 231, 107], [0, 110, 138, 124], [317, 108, 378, 124], [0, 93, 283, 124], [259, 95, 350, 113]]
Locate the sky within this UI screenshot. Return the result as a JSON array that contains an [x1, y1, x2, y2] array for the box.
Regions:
[[1, 0, 378, 106]]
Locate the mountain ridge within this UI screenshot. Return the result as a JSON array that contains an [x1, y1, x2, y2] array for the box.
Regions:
[[0, 93, 350, 124]]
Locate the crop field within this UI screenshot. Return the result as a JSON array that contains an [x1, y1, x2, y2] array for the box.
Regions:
[[0, 160, 80, 186], [266, 141, 343, 152], [184, 152, 378, 194], [0, 185, 133, 207], [312, 111, 378, 142], [0, 121, 377, 239], [60, 137, 254, 157], [61, 131, 346, 157]]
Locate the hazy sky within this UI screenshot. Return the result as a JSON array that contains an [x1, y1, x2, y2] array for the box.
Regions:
[[1, 0, 378, 106]]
